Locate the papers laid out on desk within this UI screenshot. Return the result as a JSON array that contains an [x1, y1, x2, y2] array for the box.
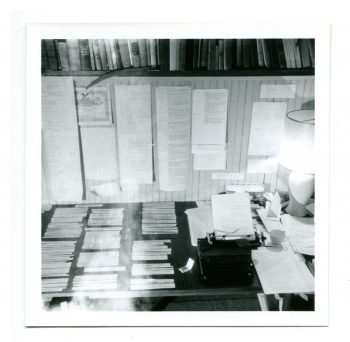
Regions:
[[281, 214, 315, 256], [211, 193, 254, 235], [131, 240, 172, 261], [252, 244, 314, 295], [257, 208, 284, 232], [88, 208, 124, 227], [141, 202, 178, 235]]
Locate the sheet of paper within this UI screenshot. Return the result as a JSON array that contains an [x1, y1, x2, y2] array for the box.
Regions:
[[80, 126, 118, 181], [193, 150, 227, 170], [156, 86, 192, 191], [248, 102, 287, 156], [191, 89, 228, 145], [115, 85, 153, 185], [76, 86, 112, 125], [247, 156, 279, 173], [89, 181, 119, 198], [42, 77, 83, 202], [267, 191, 282, 219], [252, 245, 314, 294], [281, 214, 315, 256], [42, 77, 79, 131], [260, 84, 297, 99], [185, 206, 214, 246], [42, 130, 83, 202], [211, 193, 254, 235]]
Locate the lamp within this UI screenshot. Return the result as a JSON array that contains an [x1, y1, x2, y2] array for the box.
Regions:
[[279, 110, 315, 217]]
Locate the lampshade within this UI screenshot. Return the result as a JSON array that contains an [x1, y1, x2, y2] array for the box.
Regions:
[[279, 110, 315, 174]]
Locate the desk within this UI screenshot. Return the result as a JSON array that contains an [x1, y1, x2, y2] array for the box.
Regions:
[[42, 202, 262, 310]]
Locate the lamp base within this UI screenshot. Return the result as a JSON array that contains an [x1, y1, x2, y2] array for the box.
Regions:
[[286, 171, 314, 217]]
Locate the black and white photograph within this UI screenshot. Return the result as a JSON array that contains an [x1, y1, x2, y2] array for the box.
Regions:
[[38, 34, 319, 315]]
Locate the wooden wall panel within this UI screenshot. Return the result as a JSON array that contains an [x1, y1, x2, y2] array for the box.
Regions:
[[44, 76, 314, 204]]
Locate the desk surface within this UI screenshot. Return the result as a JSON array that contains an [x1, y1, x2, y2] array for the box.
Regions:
[[41, 202, 262, 302]]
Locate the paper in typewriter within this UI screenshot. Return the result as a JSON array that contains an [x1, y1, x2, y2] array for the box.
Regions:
[[211, 193, 254, 235]]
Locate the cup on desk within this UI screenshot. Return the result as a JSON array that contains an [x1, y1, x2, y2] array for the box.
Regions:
[[269, 230, 286, 246]]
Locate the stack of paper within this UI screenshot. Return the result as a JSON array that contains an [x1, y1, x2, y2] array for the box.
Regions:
[[130, 278, 175, 291], [281, 214, 315, 256], [141, 202, 178, 235], [72, 274, 119, 291], [252, 245, 314, 295], [81, 230, 121, 250], [77, 251, 120, 268], [43, 207, 88, 239], [131, 240, 172, 261], [41, 240, 76, 278], [88, 208, 124, 227], [131, 263, 174, 276], [42, 277, 69, 293]]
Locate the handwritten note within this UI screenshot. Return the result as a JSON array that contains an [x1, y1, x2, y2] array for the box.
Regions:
[[211, 193, 254, 235], [193, 150, 227, 170], [115, 85, 153, 185], [248, 102, 287, 156], [156, 86, 192, 191]]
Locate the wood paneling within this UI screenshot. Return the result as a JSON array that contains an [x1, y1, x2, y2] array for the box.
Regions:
[[43, 76, 314, 204]]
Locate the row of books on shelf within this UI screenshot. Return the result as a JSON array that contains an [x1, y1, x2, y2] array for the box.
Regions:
[[41, 38, 315, 73]]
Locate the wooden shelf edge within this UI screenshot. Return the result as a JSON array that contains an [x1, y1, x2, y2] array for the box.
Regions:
[[42, 68, 315, 77]]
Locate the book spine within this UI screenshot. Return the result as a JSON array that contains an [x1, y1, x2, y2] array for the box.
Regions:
[[41, 40, 49, 71], [256, 39, 265, 68], [179, 39, 186, 70], [175, 39, 181, 70], [236, 39, 242, 68], [56, 40, 70, 71], [224, 39, 233, 70], [45, 39, 59, 71], [113, 40, 123, 69], [88, 39, 96, 70], [169, 39, 177, 71], [200, 39, 208, 69], [267, 39, 279, 69], [108, 39, 117, 69], [149, 39, 157, 68], [78, 39, 92, 71], [92, 39, 102, 70], [193, 39, 200, 70], [282, 39, 292, 68], [66, 39, 81, 71], [159, 39, 169, 71], [249, 39, 258, 68], [129, 39, 141, 67], [275, 39, 287, 69], [207, 39, 216, 70], [307, 39, 315, 68], [242, 39, 251, 68], [185, 39, 194, 70], [292, 39, 302, 68], [261, 39, 271, 68], [156, 39, 160, 67], [146, 39, 151, 66], [138, 39, 148, 67], [286, 39, 296, 68], [104, 39, 114, 70], [218, 39, 224, 70], [299, 39, 311, 68], [118, 39, 132, 68], [215, 40, 220, 70], [231, 39, 237, 68], [98, 39, 109, 70]]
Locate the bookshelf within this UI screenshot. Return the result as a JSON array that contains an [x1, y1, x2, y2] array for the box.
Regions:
[[41, 39, 315, 77]]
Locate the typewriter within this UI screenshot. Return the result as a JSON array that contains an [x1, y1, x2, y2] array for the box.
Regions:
[[197, 231, 263, 286]]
